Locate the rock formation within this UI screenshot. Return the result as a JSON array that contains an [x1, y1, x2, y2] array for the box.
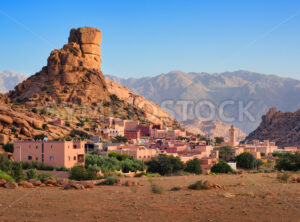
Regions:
[[245, 108, 300, 147], [0, 27, 179, 143], [10, 27, 109, 105]]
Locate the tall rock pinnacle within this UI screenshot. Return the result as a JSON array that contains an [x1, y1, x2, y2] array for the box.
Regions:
[[10, 27, 110, 104]]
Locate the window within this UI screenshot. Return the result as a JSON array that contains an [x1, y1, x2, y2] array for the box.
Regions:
[[74, 156, 76, 160], [68, 156, 70, 161], [73, 145, 77, 149], [36, 146, 38, 149], [36, 157, 38, 161], [28, 156, 32, 160], [50, 156, 54, 161]]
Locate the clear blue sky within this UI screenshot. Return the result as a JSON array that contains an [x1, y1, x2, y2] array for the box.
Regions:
[[1, 0, 300, 80]]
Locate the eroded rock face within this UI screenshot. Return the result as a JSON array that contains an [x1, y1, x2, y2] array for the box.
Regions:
[[246, 108, 300, 147], [10, 27, 109, 105]]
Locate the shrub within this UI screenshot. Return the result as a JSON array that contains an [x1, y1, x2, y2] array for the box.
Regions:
[[112, 136, 128, 143], [9, 162, 23, 182], [0, 170, 15, 182], [37, 173, 53, 181], [188, 180, 209, 190], [69, 166, 97, 181], [185, 158, 202, 174], [108, 152, 130, 161], [211, 161, 234, 174], [275, 152, 300, 171], [26, 168, 38, 179], [55, 166, 68, 171], [3, 143, 14, 153], [236, 152, 255, 169], [151, 184, 163, 194], [219, 146, 233, 161], [146, 154, 185, 176], [42, 124, 47, 130], [171, 186, 181, 191], [104, 176, 119, 185], [277, 172, 291, 182], [34, 134, 46, 141]]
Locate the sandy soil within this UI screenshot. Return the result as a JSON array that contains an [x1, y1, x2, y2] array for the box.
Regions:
[[0, 173, 299, 222]]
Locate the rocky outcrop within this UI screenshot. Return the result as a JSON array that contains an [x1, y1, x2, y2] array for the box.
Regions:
[[0, 27, 179, 143], [9, 27, 109, 105], [245, 108, 300, 147]]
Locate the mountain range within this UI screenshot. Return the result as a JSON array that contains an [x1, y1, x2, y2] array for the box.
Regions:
[[0, 71, 26, 93], [106, 71, 300, 134]]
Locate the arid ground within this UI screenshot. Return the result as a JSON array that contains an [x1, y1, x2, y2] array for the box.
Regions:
[[0, 173, 299, 222]]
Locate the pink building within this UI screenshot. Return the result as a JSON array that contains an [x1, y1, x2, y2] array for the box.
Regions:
[[13, 140, 85, 168], [150, 129, 186, 140]]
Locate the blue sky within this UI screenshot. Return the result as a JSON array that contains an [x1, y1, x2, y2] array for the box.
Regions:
[[0, 0, 300, 80]]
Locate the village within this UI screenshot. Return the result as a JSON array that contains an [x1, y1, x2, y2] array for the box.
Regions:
[[5, 116, 298, 175]]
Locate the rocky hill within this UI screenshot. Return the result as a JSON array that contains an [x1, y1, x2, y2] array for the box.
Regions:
[[106, 71, 300, 134], [181, 118, 246, 142], [245, 108, 300, 147], [0, 71, 26, 93], [0, 27, 178, 143]]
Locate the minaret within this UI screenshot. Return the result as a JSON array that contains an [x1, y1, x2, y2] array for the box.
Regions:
[[229, 125, 236, 146]]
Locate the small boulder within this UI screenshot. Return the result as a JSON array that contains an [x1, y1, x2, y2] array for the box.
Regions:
[[4, 182, 18, 189], [43, 177, 57, 185], [239, 181, 246, 186], [28, 179, 42, 186], [124, 181, 134, 187], [19, 181, 34, 188], [264, 192, 274, 198], [0, 179, 6, 187], [223, 192, 235, 198]]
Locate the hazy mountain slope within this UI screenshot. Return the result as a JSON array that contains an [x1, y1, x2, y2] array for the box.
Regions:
[[0, 71, 27, 93], [106, 71, 300, 134], [181, 118, 246, 142]]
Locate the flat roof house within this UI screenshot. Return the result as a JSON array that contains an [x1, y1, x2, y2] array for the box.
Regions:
[[13, 140, 85, 168]]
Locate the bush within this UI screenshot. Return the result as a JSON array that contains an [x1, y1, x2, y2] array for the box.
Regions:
[[151, 183, 163, 194], [211, 161, 234, 174], [0, 155, 23, 181], [236, 152, 255, 169], [219, 146, 233, 161], [70, 166, 97, 181], [104, 176, 119, 185], [34, 134, 46, 141], [112, 136, 128, 143], [170, 186, 181, 191], [55, 166, 68, 171], [37, 173, 53, 181], [26, 168, 38, 179], [185, 158, 202, 174], [275, 152, 300, 171], [0, 170, 15, 182], [188, 180, 209, 190], [146, 154, 185, 176], [277, 172, 291, 182], [108, 152, 130, 161], [3, 143, 13, 153]]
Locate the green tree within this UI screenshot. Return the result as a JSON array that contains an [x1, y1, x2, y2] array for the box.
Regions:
[[34, 134, 46, 141], [215, 137, 224, 145], [3, 143, 14, 153], [275, 152, 300, 171], [219, 146, 232, 161], [185, 158, 202, 174], [236, 152, 255, 169], [146, 154, 185, 175], [211, 160, 233, 173]]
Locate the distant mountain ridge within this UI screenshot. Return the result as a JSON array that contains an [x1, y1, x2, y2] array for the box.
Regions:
[[106, 70, 300, 133], [0, 71, 27, 93]]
